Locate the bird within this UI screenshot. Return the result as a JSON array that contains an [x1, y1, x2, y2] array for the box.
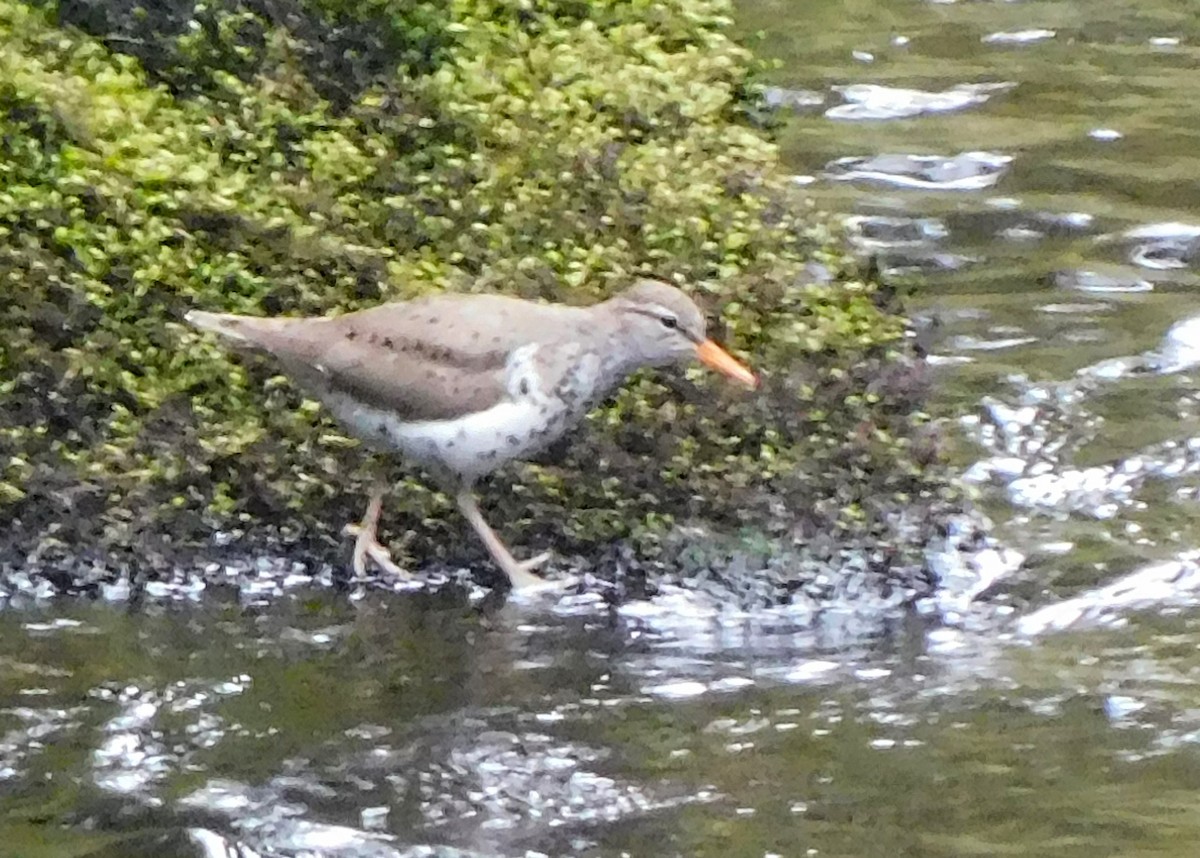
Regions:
[[186, 278, 758, 589]]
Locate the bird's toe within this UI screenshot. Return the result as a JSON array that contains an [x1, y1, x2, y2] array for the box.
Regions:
[[504, 552, 578, 593], [517, 551, 553, 574], [347, 524, 409, 581]]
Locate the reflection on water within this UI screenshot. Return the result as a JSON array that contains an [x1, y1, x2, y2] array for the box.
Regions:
[[8, 0, 1200, 855]]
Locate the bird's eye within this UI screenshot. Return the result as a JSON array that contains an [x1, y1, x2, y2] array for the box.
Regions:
[[660, 315, 678, 330]]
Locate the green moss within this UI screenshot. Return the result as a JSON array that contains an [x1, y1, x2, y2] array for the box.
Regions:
[[0, 0, 955, 576]]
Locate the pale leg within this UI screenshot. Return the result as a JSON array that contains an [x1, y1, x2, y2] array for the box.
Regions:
[[343, 483, 408, 580], [455, 488, 551, 589]]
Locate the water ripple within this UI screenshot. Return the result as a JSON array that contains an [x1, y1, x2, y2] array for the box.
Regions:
[[826, 82, 1015, 120], [1017, 552, 1200, 636], [825, 151, 1012, 190], [982, 29, 1056, 45], [1125, 222, 1200, 271]]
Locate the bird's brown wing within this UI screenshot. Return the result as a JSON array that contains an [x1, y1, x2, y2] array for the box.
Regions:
[[214, 294, 575, 422]]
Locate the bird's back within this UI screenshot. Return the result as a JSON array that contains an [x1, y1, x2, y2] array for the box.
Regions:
[[187, 293, 594, 423]]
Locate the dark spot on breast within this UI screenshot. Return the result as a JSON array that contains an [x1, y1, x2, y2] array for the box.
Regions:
[[377, 422, 388, 435], [519, 379, 530, 396], [446, 440, 455, 448], [382, 337, 393, 349], [507, 434, 519, 446], [428, 316, 439, 324], [491, 336, 501, 345], [346, 329, 358, 341], [368, 333, 378, 344]]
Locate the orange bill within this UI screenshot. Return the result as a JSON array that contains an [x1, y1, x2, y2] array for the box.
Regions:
[[695, 339, 758, 388]]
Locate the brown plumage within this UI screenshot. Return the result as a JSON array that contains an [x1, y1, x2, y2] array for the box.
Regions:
[[187, 278, 757, 589]]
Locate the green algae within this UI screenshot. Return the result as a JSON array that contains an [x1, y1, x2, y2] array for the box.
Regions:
[[0, 0, 955, 580]]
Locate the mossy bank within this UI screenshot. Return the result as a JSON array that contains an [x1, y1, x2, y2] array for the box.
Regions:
[[0, 0, 962, 602]]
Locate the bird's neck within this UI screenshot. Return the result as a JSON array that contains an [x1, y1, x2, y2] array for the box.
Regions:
[[586, 300, 654, 389]]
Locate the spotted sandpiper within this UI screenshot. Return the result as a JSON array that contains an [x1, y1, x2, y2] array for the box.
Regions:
[[186, 278, 757, 588]]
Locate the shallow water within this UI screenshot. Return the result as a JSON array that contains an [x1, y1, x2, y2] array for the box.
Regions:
[[7, 0, 1200, 855]]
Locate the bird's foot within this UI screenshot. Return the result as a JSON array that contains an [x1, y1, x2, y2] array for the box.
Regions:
[[503, 551, 576, 593], [343, 522, 409, 581], [517, 551, 552, 575]]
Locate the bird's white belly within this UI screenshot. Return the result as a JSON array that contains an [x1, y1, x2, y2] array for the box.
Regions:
[[302, 341, 602, 482], [328, 395, 568, 481]]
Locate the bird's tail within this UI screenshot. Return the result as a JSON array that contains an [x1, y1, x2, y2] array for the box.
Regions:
[[185, 309, 287, 350]]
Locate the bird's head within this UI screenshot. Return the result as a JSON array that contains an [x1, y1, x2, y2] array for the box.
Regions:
[[609, 278, 757, 388]]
